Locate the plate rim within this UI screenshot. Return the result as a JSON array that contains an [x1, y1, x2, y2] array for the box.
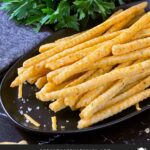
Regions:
[[1, 0, 150, 133], [0, 35, 150, 134]]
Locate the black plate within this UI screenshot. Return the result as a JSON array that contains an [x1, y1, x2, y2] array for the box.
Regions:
[[1, 1, 150, 134]]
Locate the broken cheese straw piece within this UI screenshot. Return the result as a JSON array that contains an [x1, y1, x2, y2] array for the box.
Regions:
[[0, 140, 27, 145], [24, 114, 40, 127], [18, 84, 23, 99], [38, 59, 150, 101], [77, 88, 150, 129], [51, 116, 57, 131], [49, 98, 66, 113], [135, 103, 141, 111], [23, 2, 147, 68], [35, 76, 47, 89]]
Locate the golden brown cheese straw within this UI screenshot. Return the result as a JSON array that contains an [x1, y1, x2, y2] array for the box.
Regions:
[[27, 76, 40, 85], [66, 67, 113, 107], [133, 58, 147, 64], [47, 64, 95, 83], [113, 37, 150, 55], [115, 61, 133, 69], [50, 71, 95, 107], [106, 9, 141, 34], [39, 43, 55, 53], [78, 89, 150, 129], [94, 47, 150, 67], [49, 99, 66, 112], [119, 81, 139, 94], [11, 61, 49, 87], [106, 17, 130, 33], [134, 28, 150, 39], [24, 114, 40, 127], [46, 27, 150, 67], [66, 70, 96, 88], [76, 83, 113, 108], [23, 2, 147, 68], [46, 27, 150, 71], [80, 70, 150, 119], [47, 66, 67, 82], [126, 12, 145, 28], [18, 67, 25, 75], [39, 33, 81, 53], [51, 116, 57, 131], [49, 71, 96, 108], [36, 82, 57, 99], [87, 66, 113, 80], [35, 76, 47, 89], [75, 63, 129, 108], [64, 95, 80, 107], [104, 73, 150, 110], [55, 33, 80, 43], [39, 67, 112, 102], [108, 9, 123, 19], [36, 79, 76, 101], [18, 84, 23, 99], [46, 45, 98, 70], [45, 31, 121, 66], [53, 12, 150, 84], [39, 59, 150, 101]]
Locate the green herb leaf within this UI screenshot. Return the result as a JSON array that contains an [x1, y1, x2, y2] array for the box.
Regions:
[[0, 0, 124, 31]]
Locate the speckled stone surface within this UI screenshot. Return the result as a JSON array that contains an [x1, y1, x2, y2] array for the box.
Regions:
[[0, 10, 51, 74]]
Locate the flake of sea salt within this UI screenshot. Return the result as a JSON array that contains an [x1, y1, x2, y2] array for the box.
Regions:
[[145, 128, 150, 134], [27, 107, 32, 112]]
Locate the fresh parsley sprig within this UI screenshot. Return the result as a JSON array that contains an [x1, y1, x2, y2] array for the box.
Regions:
[[0, 0, 124, 31]]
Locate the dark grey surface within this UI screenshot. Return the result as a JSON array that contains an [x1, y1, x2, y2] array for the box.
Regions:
[[0, 9, 51, 74]]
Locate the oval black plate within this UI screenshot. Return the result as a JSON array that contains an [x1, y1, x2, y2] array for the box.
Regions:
[[0, 1, 150, 134]]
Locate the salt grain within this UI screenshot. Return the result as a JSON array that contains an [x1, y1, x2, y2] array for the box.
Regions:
[[25, 119, 29, 123], [36, 106, 40, 110], [145, 128, 150, 134], [19, 110, 23, 115], [27, 107, 32, 112], [61, 126, 65, 129], [22, 100, 26, 104], [147, 138, 150, 141]]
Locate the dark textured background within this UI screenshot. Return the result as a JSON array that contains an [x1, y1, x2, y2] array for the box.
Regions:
[[0, 9, 51, 75], [0, 0, 150, 145]]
